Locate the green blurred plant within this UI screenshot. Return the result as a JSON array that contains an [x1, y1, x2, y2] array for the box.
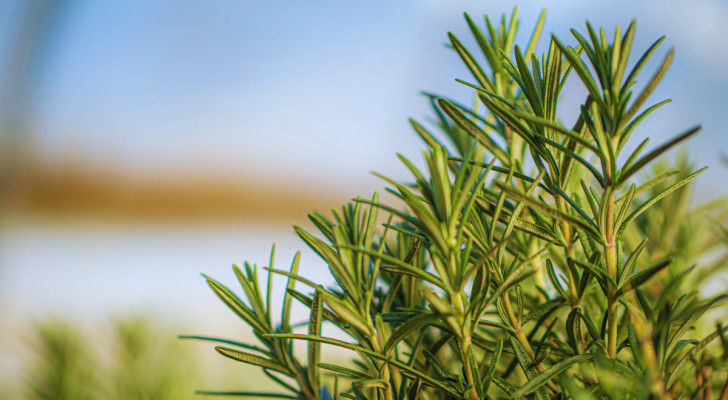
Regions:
[[24, 320, 100, 400], [21, 316, 200, 400], [107, 317, 200, 400], [192, 8, 728, 399]]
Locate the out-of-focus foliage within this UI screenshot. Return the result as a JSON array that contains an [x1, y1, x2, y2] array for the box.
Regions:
[[106, 318, 200, 400], [623, 152, 728, 288], [23, 320, 100, 400], [191, 7, 728, 400], [17, 316, 201, 400]]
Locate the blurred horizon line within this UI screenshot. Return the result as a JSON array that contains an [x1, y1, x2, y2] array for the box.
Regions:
[[3, 148, 354, 223]]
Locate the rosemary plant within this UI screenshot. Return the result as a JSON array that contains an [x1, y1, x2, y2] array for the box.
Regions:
[[20, 317, 200, 400], [189, 8, 728, 399]]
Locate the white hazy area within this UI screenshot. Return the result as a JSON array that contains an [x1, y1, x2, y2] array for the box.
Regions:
[[1, 0, 727, 390]]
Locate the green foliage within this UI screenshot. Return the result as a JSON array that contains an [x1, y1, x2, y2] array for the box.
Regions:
[[192, 7, 728, 400], [24, 320, 100, 400], [108, 318, 201, 399], [21, 317, 200, 400]]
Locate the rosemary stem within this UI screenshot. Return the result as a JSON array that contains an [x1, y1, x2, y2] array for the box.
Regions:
[[557, 196, 579, 305], [452, 291, 480, 400], [503, 294, 535, 359], [502, 294, 559, 393], [460, 336, 480, 400], [605, 190, 618, 361], [370, 338, 395, 400]]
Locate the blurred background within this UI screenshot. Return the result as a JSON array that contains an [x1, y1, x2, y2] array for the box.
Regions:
[[1, 0, 727, 397]]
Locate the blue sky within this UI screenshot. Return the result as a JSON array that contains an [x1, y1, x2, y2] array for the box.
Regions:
[[1, 0, 727, 195]]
